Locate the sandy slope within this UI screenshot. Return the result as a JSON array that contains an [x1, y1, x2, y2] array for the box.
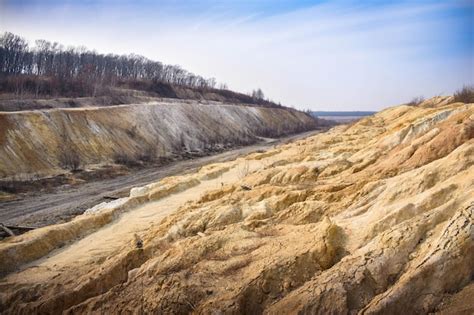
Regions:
[[0, 131, 318, 226], [0, 96, 473, 314], [0, 100, 317, 179]]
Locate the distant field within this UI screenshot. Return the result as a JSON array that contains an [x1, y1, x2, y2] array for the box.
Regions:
[[311, 111, 376, 116], [318, 115, 369, 122], [311, 111, 376, 122]]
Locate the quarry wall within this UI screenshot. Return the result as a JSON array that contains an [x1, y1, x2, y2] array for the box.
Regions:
[[0, 100, 318, 178]]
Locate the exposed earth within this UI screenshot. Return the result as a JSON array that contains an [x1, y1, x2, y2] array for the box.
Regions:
[[0, 95, 473, 314], [0, 131, 319, 227], [0, 99, 320, 179]]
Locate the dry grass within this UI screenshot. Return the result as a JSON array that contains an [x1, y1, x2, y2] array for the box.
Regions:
[[113, 152, 141, 167], [453, 85, 474, 104], [407, 96, 425, 106], [58, 148, 81, 171], [114, 144, 158, 167], [137, 145, 158, 163], [237, 161, 251, 179]]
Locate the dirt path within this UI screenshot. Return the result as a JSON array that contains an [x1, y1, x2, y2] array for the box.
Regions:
[[0, 130, 320, 227]]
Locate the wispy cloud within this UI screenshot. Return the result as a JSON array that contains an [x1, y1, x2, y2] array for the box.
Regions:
[[1, 0, 472, 110]]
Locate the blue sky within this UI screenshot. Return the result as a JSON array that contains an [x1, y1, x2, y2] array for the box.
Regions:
[[1, 0, 473, 110]]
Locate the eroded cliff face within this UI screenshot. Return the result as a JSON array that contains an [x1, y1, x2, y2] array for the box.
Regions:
[[0, 100, 318, 178], [0, 96, 473, 314]]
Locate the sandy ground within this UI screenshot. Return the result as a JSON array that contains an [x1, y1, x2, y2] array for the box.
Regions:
[[435, 282, 474, 314], [0, 96, 473, 314], [5, 156, 260, 286], [0, 130, 319, 227], [2, 132, 300, 292]]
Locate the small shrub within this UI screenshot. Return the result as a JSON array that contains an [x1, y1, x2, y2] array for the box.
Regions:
[[237, 161, 250, 179], [407, 96, 424, 106], [58, 149, 81, 171], [0, 179, 20, 194], [126, 126, 138, 139], [113, 152, 140, 167], [67, 100, 79, 108], [453, 85, 474, 104], [138, 145, 157, 163]]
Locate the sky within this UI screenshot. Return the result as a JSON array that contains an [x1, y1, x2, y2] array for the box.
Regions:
[[0, 0, 473, 111]]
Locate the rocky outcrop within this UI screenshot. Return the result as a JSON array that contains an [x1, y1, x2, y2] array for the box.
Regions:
[[0, 96, 472, 314]]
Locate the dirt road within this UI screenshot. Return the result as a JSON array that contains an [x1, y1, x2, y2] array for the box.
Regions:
[[0, 130, 320, 227]]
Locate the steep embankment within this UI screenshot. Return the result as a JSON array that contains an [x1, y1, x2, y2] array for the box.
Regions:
[[0, 99, 317, 179], [0, 96, 472, 314]]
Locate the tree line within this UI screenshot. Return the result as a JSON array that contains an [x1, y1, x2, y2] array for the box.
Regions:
[[0, 32, 218, 96], [0, 31, 280, 109]]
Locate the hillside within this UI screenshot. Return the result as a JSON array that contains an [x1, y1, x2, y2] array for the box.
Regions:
[[0, 85, 285, 112], [0, 32, 282, 110], [0, 95, 472, 313], [0, 99, 319, 180]]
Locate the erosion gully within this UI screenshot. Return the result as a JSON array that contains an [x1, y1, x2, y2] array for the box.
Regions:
[[0, 130, 321, 228]]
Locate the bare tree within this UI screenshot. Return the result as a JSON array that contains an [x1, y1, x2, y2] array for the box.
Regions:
[[58, 135, 81, 172], [0, 31, 221, 96], [251, 88, 265, 100]]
